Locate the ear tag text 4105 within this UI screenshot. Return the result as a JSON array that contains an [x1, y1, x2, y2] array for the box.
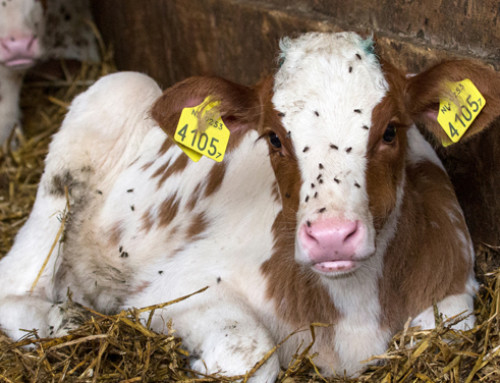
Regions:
[[174, 97, 230, 162], [437, 79, 485, 146]]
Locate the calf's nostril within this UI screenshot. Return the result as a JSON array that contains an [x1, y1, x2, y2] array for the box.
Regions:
[[343, 222, 359, 244], [306, 231, 319, 244], [27, 36, 37, 49]]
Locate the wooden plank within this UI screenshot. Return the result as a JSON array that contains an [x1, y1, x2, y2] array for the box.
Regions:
[[90, 0, 499, 87]]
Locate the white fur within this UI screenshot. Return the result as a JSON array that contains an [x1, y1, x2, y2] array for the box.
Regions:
[[411, 289, 476, 331], [0, 32, 478, 381], [406, 126, 446, 170]]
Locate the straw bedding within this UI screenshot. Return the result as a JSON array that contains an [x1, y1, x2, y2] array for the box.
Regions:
[[0, 53, 498, 383]]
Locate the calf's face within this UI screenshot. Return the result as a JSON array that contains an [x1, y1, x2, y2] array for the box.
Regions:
[[0, 0, 45, 70], [259, 32, 500, 278], [262, 32, 407, 276]]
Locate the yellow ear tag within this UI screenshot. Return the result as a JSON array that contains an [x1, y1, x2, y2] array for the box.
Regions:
[[174, 96, 231, 162], [437, 79, 486, 146]]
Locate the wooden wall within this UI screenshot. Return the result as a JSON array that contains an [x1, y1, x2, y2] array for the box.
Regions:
[[90, 0, 499, 87]]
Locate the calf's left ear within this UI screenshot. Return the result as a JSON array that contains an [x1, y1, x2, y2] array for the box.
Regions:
[[405, 60, 500, 142], [151, 76, 261, 140]]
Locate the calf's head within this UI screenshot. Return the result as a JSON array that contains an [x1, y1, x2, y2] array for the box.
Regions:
[[0, 0, 46, 70], [152, 31, 500, 277]]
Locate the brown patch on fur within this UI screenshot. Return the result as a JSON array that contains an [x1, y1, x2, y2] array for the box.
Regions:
[[379, 161, 472, 332], [204, 162, 227, 198], [365, 59, 473, 330], [171, 246, 187, 258], [169, 224, 180, 238], [108, 222, 123, 247], [186, 212, 209, 240], [157, 137, 173, 156], [271, 181, 281, 203], [365, 60, 409, 230], [366, 97, 407, 230], [256, 76, 301, 215], [141, 161, 155, 171], [186, 183, 203, 211], [157, 155, 189, 188], [128, 156, 140, 168], [151, 159, 171, 179], [261, 213, 339, 328], [141, 209, 154, 232], [132, 281, 151, 295], [158, 194, 180, 228]]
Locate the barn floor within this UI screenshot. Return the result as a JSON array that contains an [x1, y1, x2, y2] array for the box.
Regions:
[[0, 53, 499, 382]]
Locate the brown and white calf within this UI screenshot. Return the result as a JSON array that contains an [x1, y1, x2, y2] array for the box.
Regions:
[[1, 32, 499, 380], [0, 0, 98, 144]]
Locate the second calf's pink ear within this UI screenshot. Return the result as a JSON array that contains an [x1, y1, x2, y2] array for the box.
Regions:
[[405, 60, 500, 143], [150, 76, 261, 140]]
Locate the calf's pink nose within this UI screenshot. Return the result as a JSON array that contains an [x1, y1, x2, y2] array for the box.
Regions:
[[299, 218, 364, 263], [0, 35, 40, 66]]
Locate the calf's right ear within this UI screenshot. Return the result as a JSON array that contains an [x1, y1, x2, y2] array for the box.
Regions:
[[151, 76, 262, 140], [404, 60, 500, 142]]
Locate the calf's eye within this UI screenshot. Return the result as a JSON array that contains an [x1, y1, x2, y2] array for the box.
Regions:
[[269, 132, 282, 148], [382, 124, 397, 143]]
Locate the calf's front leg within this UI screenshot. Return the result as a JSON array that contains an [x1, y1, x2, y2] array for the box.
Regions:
[[132, 285, 280, 382]]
